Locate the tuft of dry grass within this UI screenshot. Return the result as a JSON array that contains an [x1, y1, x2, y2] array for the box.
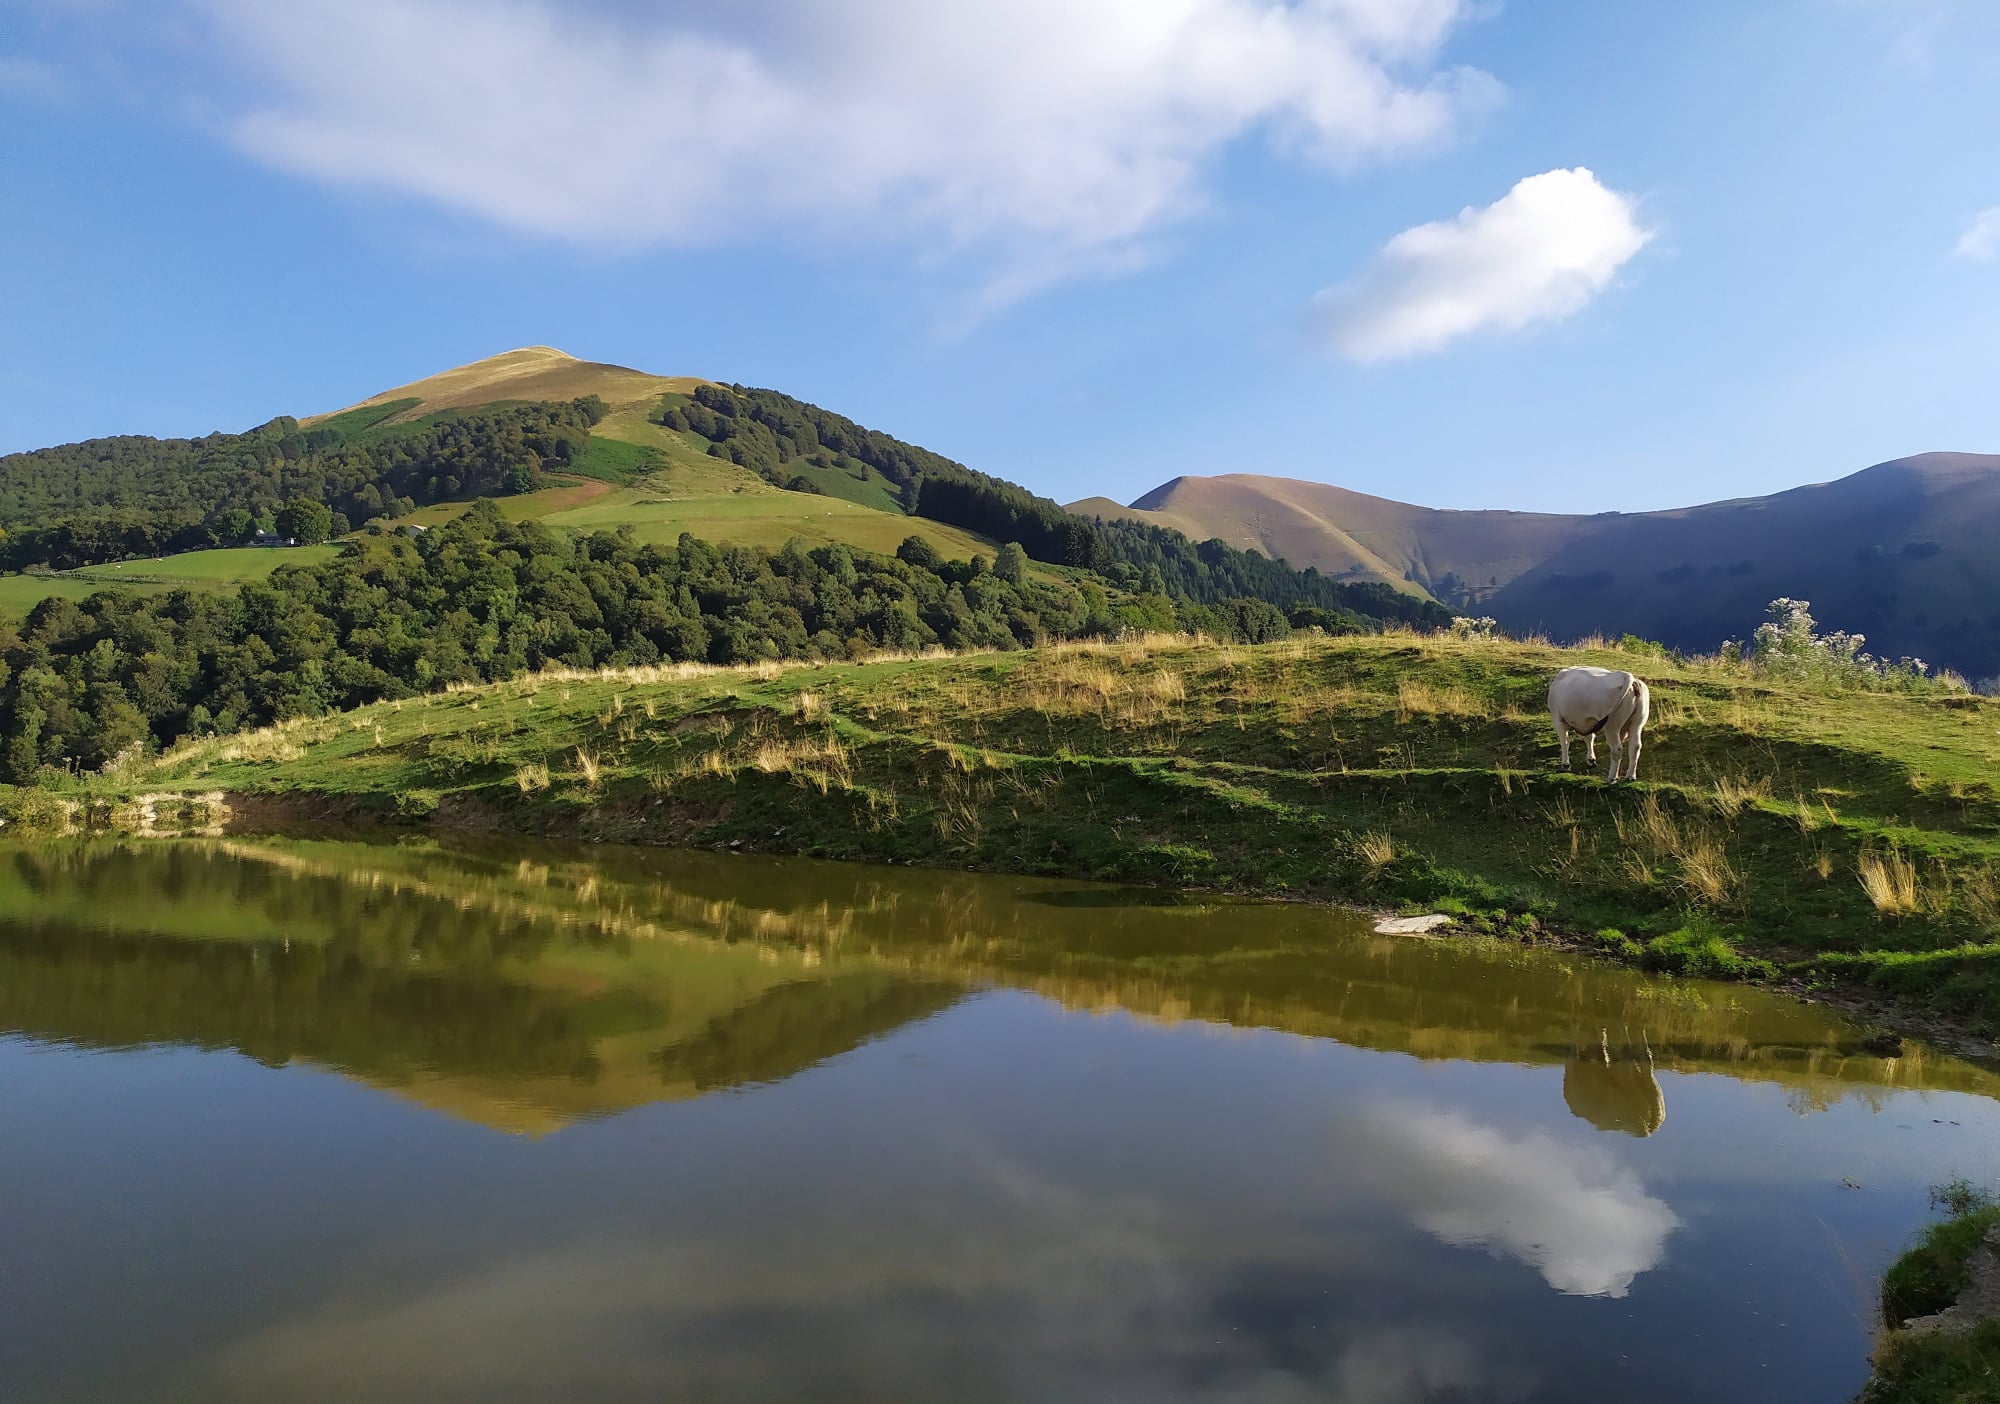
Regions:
[[1710, 773, 1772, 819], [749, 734, 854, 793], [573, 747, 602, 787], [1614, 792, 1738, 904], [514, 760, 550, 793], [1358, 831, 1396, 871], [1858, 850, 1920, 916]]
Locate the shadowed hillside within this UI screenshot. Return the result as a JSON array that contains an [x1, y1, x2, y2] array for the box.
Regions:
[[1074, 453, 2000, 677]]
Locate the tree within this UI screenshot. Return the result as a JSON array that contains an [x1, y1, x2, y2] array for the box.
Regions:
[[994, 541, 1028, 587], [896, 535, 943, 571], [276, 498, 335, 546]]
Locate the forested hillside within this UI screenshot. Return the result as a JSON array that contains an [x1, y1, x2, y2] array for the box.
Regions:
[[0, 397, 607, 570], [0, 501, 1420, 779], [667, 384, 1450, 629], [0, 351, 1464, 777]]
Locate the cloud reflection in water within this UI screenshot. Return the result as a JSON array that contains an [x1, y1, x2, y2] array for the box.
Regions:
[[1348, 1104, 1680, 1298]]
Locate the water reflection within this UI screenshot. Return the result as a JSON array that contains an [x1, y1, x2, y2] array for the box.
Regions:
[[0, 836, 1990, 1134], [1349, 1105, 1679, 1298], [1563, 1031, 1667, 1138], [4, 835, 1999, 1403]]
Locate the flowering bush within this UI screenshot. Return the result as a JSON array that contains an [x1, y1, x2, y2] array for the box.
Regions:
[[1721, 598, 1954, 692]]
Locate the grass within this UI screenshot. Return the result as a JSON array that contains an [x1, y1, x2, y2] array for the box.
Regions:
[[0, 545, 346, 619], [564, 435, 661, 484], [305, 397, 423, 440], [33, 631, 2000, 1032], [1869, 1181, 2000, 1403], [66, 545, 343, 584]]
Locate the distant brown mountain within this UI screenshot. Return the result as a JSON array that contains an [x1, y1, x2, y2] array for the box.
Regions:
[[1070, 454, 2000, 678]]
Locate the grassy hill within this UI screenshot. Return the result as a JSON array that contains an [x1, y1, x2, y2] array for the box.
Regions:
[[1076, 454, 2000, 679], [305, 345, 707, 426], [50, 631, 2000, 1041], [300, 347, 1007, 561]]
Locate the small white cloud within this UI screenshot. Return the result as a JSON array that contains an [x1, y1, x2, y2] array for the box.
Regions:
[[1313, 166, 1652, 361], [1954, 207, 2000, 260]]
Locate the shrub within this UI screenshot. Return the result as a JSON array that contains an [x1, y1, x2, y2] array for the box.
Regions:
[[1726, 598, 1962, 694], [1639, 915, 1775, 980]]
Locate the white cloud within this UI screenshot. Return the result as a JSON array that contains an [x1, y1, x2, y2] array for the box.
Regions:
[[182, 0, 1495, 294], [1954, 207, 2000, 260], [1313, 166, 1652, 361], [1347, 1105, 1680, 1298]]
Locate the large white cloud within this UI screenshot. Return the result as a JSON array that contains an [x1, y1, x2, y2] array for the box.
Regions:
[[185, 0, 1495, 292], [1346, 1104, 1680, 1298], [1954, 207, 2000, 260], [1313, 167, 1652, 360]]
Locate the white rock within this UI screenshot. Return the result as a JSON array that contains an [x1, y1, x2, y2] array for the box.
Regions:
[[1375, 914, 1452, 935]]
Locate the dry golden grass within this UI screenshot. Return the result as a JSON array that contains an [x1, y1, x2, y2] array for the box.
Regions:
[[1858, 850, 1920, 916], [1614, 792, 1738, 904], [573, 748, 602, 787], [304, 346, 704, 426], [1395, 679, 1484, 722], [748, 734, 853, 793], [1358, 831, 1396, 870], [514, 761, 550, 793], [1709, 772, 1772, 819]]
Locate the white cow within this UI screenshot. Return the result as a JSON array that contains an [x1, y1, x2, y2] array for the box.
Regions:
[[1548, 666, 1650, 781]]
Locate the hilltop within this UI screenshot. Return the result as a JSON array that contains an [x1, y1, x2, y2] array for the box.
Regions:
[[1074, 454, 2000, 678], [305, 345, 706, 426]]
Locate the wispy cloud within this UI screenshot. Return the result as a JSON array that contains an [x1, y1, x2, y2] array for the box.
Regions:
[[1953, 207, 2000, 261], [0, 55, 70, 105], [177, 0, 1497, 301], [1313, 167, 1652, 361]]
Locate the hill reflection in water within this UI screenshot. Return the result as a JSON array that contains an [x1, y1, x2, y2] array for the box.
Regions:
[[0, 834, 1988, 1134]]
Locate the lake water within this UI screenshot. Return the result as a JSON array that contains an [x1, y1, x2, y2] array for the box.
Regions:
[[3, 836, 1997, 1402]]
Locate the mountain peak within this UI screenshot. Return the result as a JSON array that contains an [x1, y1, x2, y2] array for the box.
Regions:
[[306, 347, 703, 426]]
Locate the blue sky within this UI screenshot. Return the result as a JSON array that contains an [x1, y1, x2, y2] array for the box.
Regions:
[[2, 0, 1997, 513]]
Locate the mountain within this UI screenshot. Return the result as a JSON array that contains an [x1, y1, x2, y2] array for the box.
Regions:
[[309, 345, 705, 425], [1073, 455, 2000, 678]]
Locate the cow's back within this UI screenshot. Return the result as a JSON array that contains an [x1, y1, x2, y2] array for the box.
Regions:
[[1549, 665, 1636, 715]]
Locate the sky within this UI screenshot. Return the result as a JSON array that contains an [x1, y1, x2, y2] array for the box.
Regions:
[[2, 0, 1998, 513]]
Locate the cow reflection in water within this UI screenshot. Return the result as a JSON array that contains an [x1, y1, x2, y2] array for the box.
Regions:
[[1564, 1029, 1667, 1138]]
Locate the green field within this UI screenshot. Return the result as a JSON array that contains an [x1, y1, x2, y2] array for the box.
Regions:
[[62, 631, 2000, 1038], [0, 545, 347, 618], [67, 545, 343, 584]]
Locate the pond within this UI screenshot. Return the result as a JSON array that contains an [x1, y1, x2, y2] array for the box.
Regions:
[[2, 836, 1996, 1402]]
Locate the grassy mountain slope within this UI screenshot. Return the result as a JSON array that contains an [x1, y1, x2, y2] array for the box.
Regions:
[[1075, 454, 2000, 677], [60, 632, 2000, 1039], [1073, 475, 1589, 603], [305, 345, 705, 426]]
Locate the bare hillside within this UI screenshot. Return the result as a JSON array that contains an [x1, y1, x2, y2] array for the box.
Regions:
[[1075, 455, 2000, 676], [305, 347, 707, 426]]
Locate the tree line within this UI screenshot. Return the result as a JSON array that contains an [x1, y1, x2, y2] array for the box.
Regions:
[[0, 502, 1423, 780], [0, 398, 606, 571]]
